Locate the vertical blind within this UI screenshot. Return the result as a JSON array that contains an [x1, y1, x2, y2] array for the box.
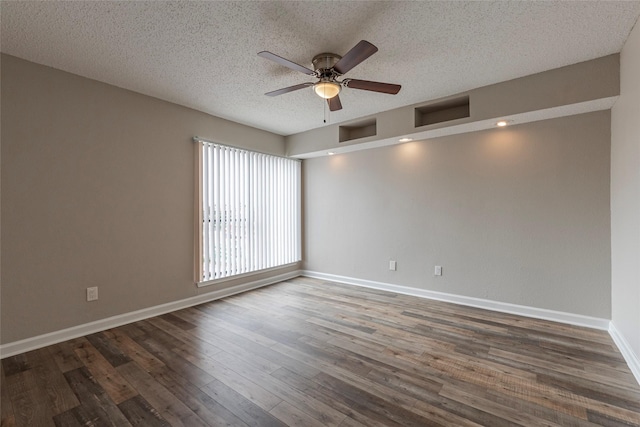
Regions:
[[199, 140, 301, 282]]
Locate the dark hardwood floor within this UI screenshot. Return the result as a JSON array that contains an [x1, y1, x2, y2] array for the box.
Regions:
[[2, 276, 640, 426]]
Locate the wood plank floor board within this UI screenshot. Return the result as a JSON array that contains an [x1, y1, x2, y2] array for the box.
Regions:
[[51, 409, 84, 427], [338, 415, 373, 427], [307, 316, 426, 355], [209, 328, 322, 380], [176, 302, 285, 351], [143, 317, 223, 358], [271, 301, 380, 335], [312, 372, 439, 427], [193, 303, 264, 333], [171, 346, 284, 412], [2, 277, 640, 427], [85, 332, 133, 368], [295, 311, 378, 336], [324, 329, 395, 354], [49, 342, 84, 374], [102, 328, 166, 373], [439, 383, 567, 427], [540, 341, 628, 366], [437, 377, 606, 427], [1, 354, 30, 378], [207, 340, 283, 376], [117, 395, 171, 427], [69, 337, 138, 405], [412, 387, 534, 427], [365, 366, 444, 400], [407, 400, 486, 427], [209, 351, 348, 426], [137, 338, 215, 389], [270, 366, 402, 427], [116, 361, 208, 427], [5, 368, 55, 427], [538, 371, 640, 411], [133, 320, 195, 351], [298, 338, 450, 400], [62, 366, 132, 427], [215, 300, 296, 327], [401, 305, 612, 347], [26, 348, 80, 416], [284, 346, 419, 410], [269, 400, 327, 427], [1, 363, 16, 426], [271, 338, 375, 378], [168, 307, 228, 334], [486, 347, 640, 392], [586, 409, 640, 427], [200, 379, 288, 427], [208, 316, 283, 349], [159, 313, 198, 331], [146, 365, 249, 427]]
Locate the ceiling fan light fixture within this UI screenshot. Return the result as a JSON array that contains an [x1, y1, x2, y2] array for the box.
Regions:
[[258, 40, 400, 112], [314, 81, 341, 99]]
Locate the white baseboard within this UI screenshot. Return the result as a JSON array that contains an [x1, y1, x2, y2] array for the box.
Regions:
[[0, 270, 302, 359], [3, 267, 627, 381], [609, 322, 640, 386], [301, 270, 611, 331]]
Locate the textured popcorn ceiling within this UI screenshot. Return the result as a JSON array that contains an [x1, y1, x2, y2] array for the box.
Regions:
[[2, 1, 639, 136]]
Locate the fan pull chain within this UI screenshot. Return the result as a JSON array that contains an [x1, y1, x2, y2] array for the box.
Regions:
[[323, 98, 328, 124]]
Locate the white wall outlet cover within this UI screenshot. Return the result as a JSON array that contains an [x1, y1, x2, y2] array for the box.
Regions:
[[435, 266, 442, 276], [87, 287, 98, 301], [389, 260, 397, 271]]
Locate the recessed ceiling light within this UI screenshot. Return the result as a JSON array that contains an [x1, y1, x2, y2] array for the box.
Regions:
[[327, 151, 335, 156], [496, 120, 509, 127], [399, 138, 412, 143]]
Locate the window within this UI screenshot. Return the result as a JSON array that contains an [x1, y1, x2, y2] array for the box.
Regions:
[[196, 138, 301, 283]]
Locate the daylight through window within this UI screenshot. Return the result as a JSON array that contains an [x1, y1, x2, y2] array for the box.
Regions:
[[198, 140, 301, 282]]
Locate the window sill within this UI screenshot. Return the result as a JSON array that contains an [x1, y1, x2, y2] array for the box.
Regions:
[[196, 261, 300, 288]]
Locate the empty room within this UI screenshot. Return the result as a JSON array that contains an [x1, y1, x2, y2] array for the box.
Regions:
[[2, 1, 640, 426]]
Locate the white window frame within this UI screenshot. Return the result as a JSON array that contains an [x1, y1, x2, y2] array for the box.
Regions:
[[194, 137, 301, 286]]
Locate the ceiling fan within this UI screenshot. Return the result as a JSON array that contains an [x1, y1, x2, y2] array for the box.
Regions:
[[258, 40, 401, 111]]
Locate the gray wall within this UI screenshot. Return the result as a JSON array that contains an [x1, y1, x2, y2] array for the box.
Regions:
[[611, 21, 640, 359], [1, 55, 297, 343], [303, 111, 611, 318]]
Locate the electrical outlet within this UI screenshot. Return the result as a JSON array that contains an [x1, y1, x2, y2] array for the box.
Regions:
[[389, 260, 397, 271], [434, 266, 442, 276], [87, 287, 98, 301]]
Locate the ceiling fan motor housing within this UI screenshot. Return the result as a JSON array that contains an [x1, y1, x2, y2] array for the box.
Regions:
[[312, 53, 342, 76]]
